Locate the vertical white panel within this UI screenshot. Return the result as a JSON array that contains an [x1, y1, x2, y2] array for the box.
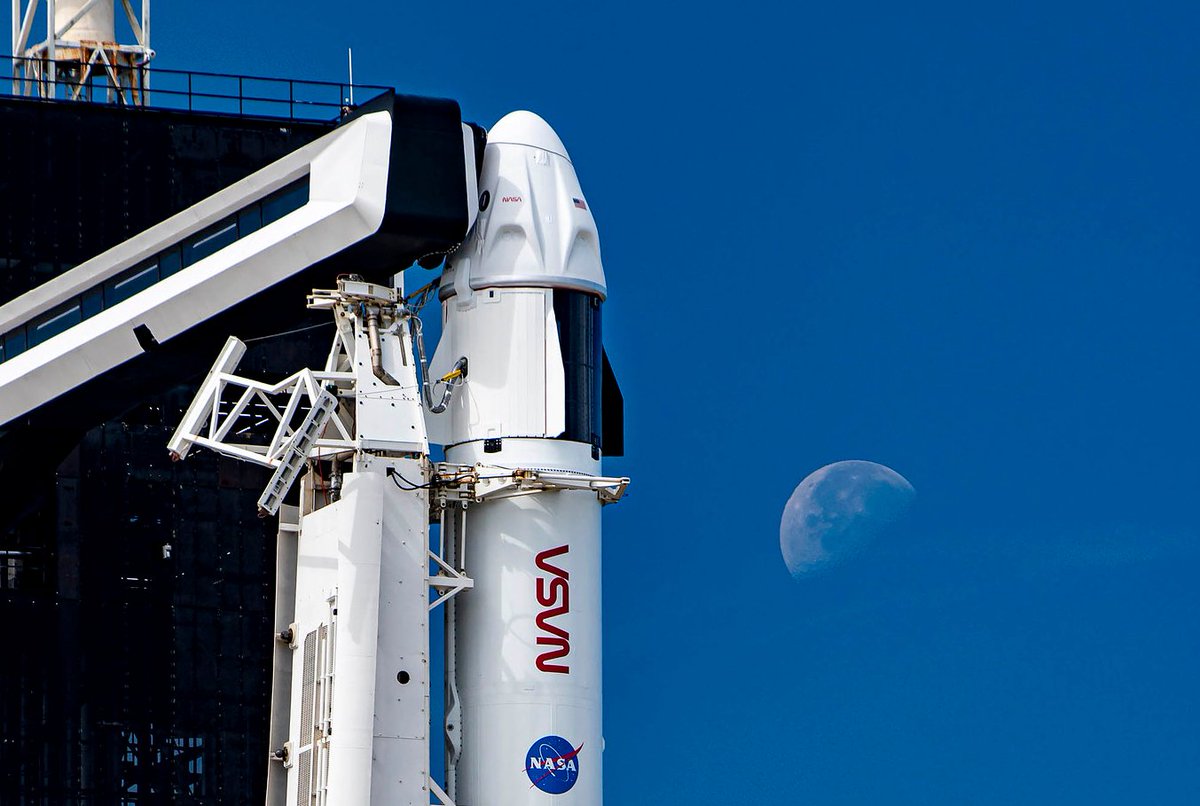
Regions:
[[369, 456, 433, 804], [286, 485, 370, 806], [545, 300, 566, 438], [431, 288, 550, 444], [324, 473, 385, 804], [355, 320, 428, 454], [265, 505, 299, 806]]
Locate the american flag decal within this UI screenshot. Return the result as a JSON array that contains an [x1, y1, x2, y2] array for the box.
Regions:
[[572, 197, 587, 210]]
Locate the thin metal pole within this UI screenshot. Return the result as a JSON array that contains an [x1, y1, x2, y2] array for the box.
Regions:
[[143, 0, 151, 102], [46, 0, 56, 98], [10, 1, 18, 94], [14, 0, 39, 58], [238, 75, 243, 115]]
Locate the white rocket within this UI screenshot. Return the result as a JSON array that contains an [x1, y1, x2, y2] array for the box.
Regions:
[[429, 111, 610, 803], [165, 109, 626, 805]]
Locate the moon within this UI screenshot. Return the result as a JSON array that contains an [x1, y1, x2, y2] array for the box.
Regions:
[[780, 460, 915, 578]]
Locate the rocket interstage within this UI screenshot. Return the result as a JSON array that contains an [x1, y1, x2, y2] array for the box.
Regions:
[[429, 111, 615, 804]]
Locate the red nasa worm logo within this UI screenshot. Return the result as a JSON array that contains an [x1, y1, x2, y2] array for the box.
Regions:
[[535, 545, 570, 674]]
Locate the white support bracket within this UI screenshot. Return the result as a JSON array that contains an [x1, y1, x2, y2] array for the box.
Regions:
[[427, 549, 473, 612], [432, 462, 630, 506], [428, 776, 456, 805]]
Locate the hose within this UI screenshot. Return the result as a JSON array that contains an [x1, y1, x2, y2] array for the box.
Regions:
[[410, 314, 467, 414]]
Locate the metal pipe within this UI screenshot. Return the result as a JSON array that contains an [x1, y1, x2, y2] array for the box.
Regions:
[[16, 0, 40, 57], [142, 0, 149, 98], [366, 309, 399, 386], [11, 0, 18, 93], [329, 457, 342, 503]]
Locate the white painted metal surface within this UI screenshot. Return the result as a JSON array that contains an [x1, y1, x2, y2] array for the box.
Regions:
[[265, 504, 300, 806], [445, 439, 604, 805], [285, 464, 431, 806], [440, 111, 606, 300], [351, 312, 427, 456], [426, 286, 565, 446], [55, 0, 115, 42], [364, 456, 435, 804]]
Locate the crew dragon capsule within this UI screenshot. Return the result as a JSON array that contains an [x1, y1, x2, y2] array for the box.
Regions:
[[428, 111, 623, 804]]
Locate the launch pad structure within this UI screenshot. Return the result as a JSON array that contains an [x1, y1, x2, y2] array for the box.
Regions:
[[0, 3, 627, 804]]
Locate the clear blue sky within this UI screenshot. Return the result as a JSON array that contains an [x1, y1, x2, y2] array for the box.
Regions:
[[151, 2, 1199, 802]]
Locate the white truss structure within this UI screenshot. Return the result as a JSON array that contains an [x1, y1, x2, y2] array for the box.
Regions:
[[167, 335, 356, 470]]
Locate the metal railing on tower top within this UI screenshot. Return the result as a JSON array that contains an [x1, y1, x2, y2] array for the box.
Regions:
[[3, 54, 391, 121]]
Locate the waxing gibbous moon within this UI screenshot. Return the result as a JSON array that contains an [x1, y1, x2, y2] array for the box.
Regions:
[[780, 460, 915, 579]]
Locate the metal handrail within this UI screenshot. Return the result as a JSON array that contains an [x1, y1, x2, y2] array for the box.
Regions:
[[2, 54, 391, 121]]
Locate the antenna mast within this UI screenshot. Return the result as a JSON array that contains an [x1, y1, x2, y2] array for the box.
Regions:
[[11, 0, 154, 104]]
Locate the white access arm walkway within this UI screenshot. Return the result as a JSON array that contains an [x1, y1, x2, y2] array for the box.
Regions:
[[0, 110, 394, 427]]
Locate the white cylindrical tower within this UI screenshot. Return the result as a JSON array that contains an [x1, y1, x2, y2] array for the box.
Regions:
[[55, 0, 116, 42], [430, 111, 609, 804]]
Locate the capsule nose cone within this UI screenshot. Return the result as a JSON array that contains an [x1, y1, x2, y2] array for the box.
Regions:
[[487, 111, 571, 161]]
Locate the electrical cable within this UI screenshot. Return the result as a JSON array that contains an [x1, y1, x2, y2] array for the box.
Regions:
[[242, 321, 334, 344], [390, 469, 434, 490], [389, 468, 511, 491]]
